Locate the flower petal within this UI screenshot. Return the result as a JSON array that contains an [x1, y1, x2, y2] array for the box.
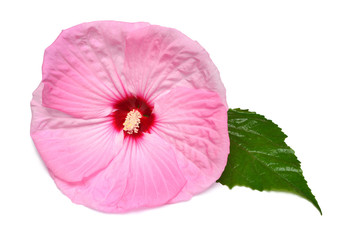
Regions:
[[152, 87, 229, 201], [53, 133, 186, 213], [31, 83, 123, 182], [42, 21, 149, 119], [123, 25, 227, 106]]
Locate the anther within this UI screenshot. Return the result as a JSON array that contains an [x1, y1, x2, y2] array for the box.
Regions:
[[123, 109, 142, 134]]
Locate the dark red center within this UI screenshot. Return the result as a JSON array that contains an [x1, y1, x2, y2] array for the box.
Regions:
[[112, 96, 155, 138]]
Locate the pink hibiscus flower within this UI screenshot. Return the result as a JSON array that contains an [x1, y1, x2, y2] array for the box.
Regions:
[[30, 21, 229, 213]]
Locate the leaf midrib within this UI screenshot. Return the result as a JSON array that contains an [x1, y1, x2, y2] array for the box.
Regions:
[[229, 136, 311, 201]]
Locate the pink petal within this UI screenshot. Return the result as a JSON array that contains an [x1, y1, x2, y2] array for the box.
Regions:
[[42, 21, 149, 119], [122, 25, 227, 106], [152, 87, 229, 202], [31, 83, 124, 182], [53, 133, 186, 213]]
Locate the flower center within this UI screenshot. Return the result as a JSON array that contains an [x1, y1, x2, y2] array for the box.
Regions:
[[123, 109, 142, 134], [112, 96, 155, 138]]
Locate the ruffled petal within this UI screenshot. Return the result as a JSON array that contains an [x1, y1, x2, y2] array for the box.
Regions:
[[53, 133, 186, 213], [31, 83, 123, 182], [42, 21, 149, 119], [122, 25, 227, 106], [152, 87, 229, 202]]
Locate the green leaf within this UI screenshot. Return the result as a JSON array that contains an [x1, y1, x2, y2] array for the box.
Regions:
[[218, 108, 322, 214]]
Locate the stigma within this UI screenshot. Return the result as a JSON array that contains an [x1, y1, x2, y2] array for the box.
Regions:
[[123, 109, 142, 134]]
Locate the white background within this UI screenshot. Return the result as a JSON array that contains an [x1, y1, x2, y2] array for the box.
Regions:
[[1, 0, 346, 239]]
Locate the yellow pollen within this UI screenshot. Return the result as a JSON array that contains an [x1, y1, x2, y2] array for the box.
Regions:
[[123, 109, 142, 134]]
